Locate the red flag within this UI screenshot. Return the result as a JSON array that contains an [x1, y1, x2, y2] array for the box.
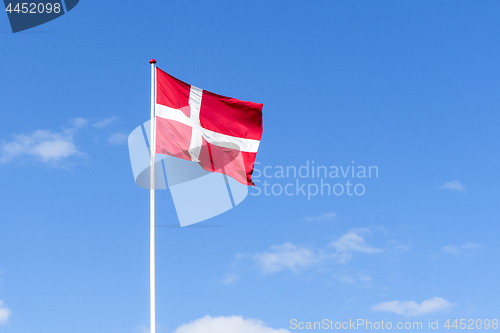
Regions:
[[154, 68, 263, 185]]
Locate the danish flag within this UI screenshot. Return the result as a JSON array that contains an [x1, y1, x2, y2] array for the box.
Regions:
[[154, 67, 263, 185]]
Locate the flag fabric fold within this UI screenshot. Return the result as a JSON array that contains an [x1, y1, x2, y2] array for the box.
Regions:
[[154, 68, 263, 185]]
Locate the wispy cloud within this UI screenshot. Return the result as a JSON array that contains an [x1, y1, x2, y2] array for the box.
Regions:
[[173, 315, 290, 333], [329, 229, 383, 256], [305, 212, 337, 222], [334, 274, 357, 284], [252, 229, 383, 274], [107, 133, 128, 145], [461, 241, 482, 249], [253, 242, 320, 274], [93, 116, 118, 128], [215, 273, 240, 285], [327, 228, 383, 264], [0, 128, 83, 165], [394, 244, 412, 252], [439, 180, 465, 192], [334, 274, 372, 285], [442, 245, 460, 254], [0, 116, 126, 166], [69, 117, 88, 128], [372, 297, 453, 317], [134, 325, 150, 333], [443, 242, 482, 255], [0, 300, 11, 325]]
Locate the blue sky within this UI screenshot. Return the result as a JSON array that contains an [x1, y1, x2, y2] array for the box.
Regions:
[[1, 1, 500, 332]]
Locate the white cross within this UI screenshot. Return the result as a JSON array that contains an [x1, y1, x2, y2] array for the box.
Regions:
[[155, 86, 260, 162]]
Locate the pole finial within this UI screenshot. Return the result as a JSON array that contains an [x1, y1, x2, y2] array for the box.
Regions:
[[149, 59, 157, 64]]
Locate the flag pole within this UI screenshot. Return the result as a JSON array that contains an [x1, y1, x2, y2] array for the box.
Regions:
[[149, 58, 157, 333]]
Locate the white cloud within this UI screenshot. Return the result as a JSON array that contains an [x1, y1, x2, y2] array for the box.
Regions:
[[134, 325, 149, 333], [252, 229, 383, 274], [394, 244, 412, 252], [0, 129, 82, 164], [217, 273, 240, 285], [334, 274, 356, 284], [372, 297, 453, 317], [0, 117, 128, 166], [328, 229, 383, 263], [334, 274, 372, 285], [0, 300, 11, 324], [443, 245, 460, 254], [69, 117, 88, 128], [107, 133, 128, 145], [173, 315, 290, 333], [93, 116, 118, 128], [253, 242, 319, 274], [443, 242, 482, 255], [461, 241, 482, 250], [305, 212, 337, 222], [439, 180, 465, 192]]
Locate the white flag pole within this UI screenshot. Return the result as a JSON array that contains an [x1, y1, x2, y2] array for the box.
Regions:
[[149, 58, 157, 333]]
